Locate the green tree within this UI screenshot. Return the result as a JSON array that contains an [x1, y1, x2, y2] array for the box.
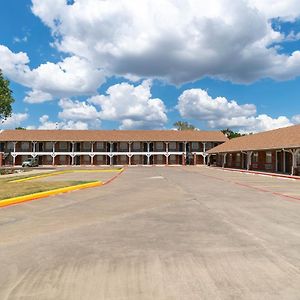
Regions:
[[0, 70, 14, 122], [15, 127, 26, 130], [173, 121, 196, 130], [221, 128, 245, 139]]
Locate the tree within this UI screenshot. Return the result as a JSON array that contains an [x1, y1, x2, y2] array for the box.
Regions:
[[221, 128, 246, 139], [15, 127, 26, 130], [173, 121, 196, 130], [0, 70, 14, 122]]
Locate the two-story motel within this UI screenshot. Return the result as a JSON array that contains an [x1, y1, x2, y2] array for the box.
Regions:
[[0, 130, 227, 166], [207, 124, 300, 175]]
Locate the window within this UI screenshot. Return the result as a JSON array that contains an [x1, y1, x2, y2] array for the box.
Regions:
[[7, 142, 14, 151], [236, 153, 241, 162], [132, 142, 141, 150], [95, 142, 104, 150], [169, 142, 177, 151], [21, 142, 30, 150], [192, 142, 199, 150], [60, 142, 68, 150], [253, 152, 258, 163], [119, 142, 128, 150], [266, 151, 272, 164], [205, 142, 212, 150], [82, 142, 90, 151], [156, 142, 164, 150], [45, 142, 53, 151]]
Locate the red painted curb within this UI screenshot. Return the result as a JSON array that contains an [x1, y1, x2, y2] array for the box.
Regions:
[[103, 169, 124, 185], [201, 169, 300, 203], [213, 167, 300, 180]]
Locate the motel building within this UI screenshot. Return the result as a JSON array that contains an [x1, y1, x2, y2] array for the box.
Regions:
[[207, 124, 300, 176], [0, 130, 227, 167]]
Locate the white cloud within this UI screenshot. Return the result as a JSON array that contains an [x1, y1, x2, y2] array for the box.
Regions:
[[208, 115, 293, 133], [89, 80, 167, 129], [0, 113, 29, 129], [0, 45, 105, 102], [29, 0, 300, 84], [58, 98, 101, 123], [249, 0, 300, 21], [177, 89, 256, 121], [292, 115, 300, 124], [177, 88, 294, 132], [24, 90, 53, 103], [32, 115, 89, 130]]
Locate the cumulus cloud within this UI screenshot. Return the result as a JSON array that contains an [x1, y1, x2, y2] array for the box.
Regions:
[[89, 80, 167, 129], [177, 89, 256, 121], [29, 0, 300, 84], [249, 0, 300, 21], [177, 88, 294, 132], [0, 45, 105, 102], [58, 98, 101, 121], [24, 90, 53, 103], [31, 115, 90, 130], [0, 113, 29, 129], [208, 115, 293, 133]]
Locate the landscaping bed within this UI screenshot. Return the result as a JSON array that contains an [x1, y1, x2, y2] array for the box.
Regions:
[[0, 175, 92, 200]]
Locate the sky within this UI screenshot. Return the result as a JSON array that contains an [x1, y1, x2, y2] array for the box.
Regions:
[[0, 0, 300, 132]]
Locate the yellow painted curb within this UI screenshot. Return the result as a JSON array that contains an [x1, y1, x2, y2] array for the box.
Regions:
[[0, 181, 102, 208], [10, 168, 123, 183], [10, 171, 68, 183]]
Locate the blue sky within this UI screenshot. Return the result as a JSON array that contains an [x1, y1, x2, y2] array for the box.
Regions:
[[1, 0, 300, 132]]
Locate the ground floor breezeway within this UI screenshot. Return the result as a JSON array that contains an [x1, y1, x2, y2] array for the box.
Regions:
[[3, 153, 206, 166], [210, 148, 300, 175]]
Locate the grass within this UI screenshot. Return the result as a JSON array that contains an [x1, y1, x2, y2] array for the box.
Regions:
[[0, 176, 92, 200]]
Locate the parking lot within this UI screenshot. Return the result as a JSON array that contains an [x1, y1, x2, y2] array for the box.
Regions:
[[1, 166, 300, 299]]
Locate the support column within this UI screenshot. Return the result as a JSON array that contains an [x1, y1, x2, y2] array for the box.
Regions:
[[32, 141, 37, 153], [246, 151, 253, 170], [52, 154, 56, 166], [91, 142, 94, 153], [193, 153, 197, 165], [52, 142, 56, 166], [202, 142, 206, 153], [283, 150, 286, 173], [0, 153, 3, 167], [165, 142, 169, 166], [13, 142, 17, 166], [165, 154, 169, 165], [147, 142, 151, 165], [289, 149, 300, 175], [128, 142, 132, 165], [222, 153, 227, 168]]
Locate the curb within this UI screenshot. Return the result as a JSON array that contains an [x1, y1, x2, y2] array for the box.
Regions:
[[103, 167, 125, 185], [10, 168, 123, 183], [0, 181, 102, 208], [213, 167, 300, 181]]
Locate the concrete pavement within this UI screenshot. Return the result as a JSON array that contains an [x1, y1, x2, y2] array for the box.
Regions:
[[1, 166, 300, 299]]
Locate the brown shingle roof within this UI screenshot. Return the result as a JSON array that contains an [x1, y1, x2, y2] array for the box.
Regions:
[[0, 129, 227, 142], [208, 125, 300, 154]]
